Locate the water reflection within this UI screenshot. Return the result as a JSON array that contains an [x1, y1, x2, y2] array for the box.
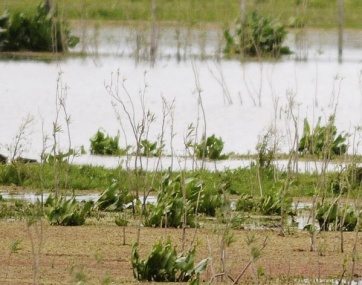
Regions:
[[0, 191, 99, 204], [71, 25, 362, 62], [0, 190, 313, 230]]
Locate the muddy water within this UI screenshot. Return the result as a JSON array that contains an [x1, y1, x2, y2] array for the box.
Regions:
[[1, 27, 362, 166]]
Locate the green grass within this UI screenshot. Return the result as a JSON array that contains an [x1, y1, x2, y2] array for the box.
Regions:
[[0, 161, 355, 199], [1, 0, 361, 29]]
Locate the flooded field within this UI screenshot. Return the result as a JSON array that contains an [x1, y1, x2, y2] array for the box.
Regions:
[[1, 27, 362, 163], [2, 21, 362, 285]]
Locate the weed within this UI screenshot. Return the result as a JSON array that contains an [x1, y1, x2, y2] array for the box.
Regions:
[[70, 265, 88, 284], [5, 239, 22, 281]]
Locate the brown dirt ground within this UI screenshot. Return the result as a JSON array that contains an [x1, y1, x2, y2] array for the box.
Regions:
[[1, 217, 362, 285]]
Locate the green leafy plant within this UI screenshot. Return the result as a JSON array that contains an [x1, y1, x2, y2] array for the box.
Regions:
[[196, 134, 228, 160], [95, 181, 131, 211], [144, 172, 225, 227], [90, 129, 127, 156], [236, 188, 292, 216], [144, 173, 209, 227], [298, 116, 348, 157], [44, 149, 76, 164], [224, 11, 290, 58], [339, 206, 359, 231], [256, 129, 276, 168], [45, 194, 92, 226], [258, 194, 283, 216], [140, 139, 163, 157], [236, 193, 256, 212], [0, 2, 79, 52], [131, 237, 208, 282], [312, 201, 360, 232]]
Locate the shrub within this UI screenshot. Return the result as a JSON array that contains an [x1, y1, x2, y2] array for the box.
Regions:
[[0, 2, 79, 52], [224, 11, 290, 58], [90, 129, 126, 156], [196, 134, 228, 160], [132, 237, 208, 282]]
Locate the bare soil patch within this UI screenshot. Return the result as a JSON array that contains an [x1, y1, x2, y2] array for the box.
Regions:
[[1, 219, 361, 284]]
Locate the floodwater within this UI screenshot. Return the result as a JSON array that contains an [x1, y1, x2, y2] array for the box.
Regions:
[[1, 27, 362, 170]]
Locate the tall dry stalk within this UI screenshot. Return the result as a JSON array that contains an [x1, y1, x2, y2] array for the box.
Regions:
[[338, 0, 344, 62], [27, 217, 44, 285], [191, 60, 207, 170], [8, 114, 34, 163], [39, 114, 51, 211], [4, 239, 22, 282], [349, 200, 360, 284], [150, 0, 158, 65], [52, 71, 74, 196], [277, 91, 300, 235], [106, 70, 170, 244], [52, 72, 63, 196], [240, 0, 246, 23], [208, 61, 233, 105]]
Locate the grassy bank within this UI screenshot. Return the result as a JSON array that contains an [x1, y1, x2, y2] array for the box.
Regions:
[[1, 0, 362, 29], [0, 160, 352, 199]]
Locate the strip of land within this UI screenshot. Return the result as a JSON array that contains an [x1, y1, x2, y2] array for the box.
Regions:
[[1, 0, 361, 29]]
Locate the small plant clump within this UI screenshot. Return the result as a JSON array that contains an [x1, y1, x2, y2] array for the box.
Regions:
[[196, 134, 228, 160], [132, 237, 208, 283], [140, 139, 163, 157], [0, 1, 79, 52], [95, 181, 131, 211], [144, 174, 199, 228], [236, 190, 292, 216], [45, 194, 92, 226], [90, 129, 127, 156], [298, 116, 348, 157], [305, 201, 361, 232], [224, 11, 291, 58]]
